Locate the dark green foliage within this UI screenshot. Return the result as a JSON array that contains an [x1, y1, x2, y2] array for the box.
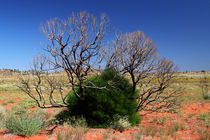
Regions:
[[203, 93, 210, 100], [54, 110, 71, 125], [65, 67, 141, 128]]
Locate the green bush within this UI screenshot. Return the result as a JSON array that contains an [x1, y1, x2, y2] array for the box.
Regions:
[[110, 115, 131, 131], [203, 93, 210, 100], [196, 112, 210, 127], [10, 105, 28, 116], [63, 116, 87, 128], [17, 100, 37, 109], [4, 114, 45, 136], [31, 108, 50, 121], [65, 67, 141, 128]]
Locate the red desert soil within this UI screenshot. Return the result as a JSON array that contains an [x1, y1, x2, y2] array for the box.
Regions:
[[0, 97, 209, 140]]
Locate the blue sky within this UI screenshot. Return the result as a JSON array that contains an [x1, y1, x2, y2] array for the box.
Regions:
[[0, 0, 209, 71]]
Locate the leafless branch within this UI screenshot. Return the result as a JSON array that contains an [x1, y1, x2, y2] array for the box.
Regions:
[[109, 31, 181, 113]]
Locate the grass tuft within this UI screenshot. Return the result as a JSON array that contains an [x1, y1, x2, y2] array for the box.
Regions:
[[57, 127, 88, 140], [4, 114, 45, 136]]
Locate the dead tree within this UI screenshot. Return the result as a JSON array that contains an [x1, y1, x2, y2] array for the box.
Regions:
[[41, 11, 110, 100], [110, 31, 180, 113], [18, 55, 69, 108], [136, 58, 180, 113], [112, 31, 157, 93], [19, 12, 111, 108]]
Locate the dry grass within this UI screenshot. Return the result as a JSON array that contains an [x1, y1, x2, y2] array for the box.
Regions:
[[57, 127, 88, 140], [197, 128, 210, 140]]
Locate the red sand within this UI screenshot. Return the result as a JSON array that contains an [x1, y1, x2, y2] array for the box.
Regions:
[[0, 95, 209, 140]]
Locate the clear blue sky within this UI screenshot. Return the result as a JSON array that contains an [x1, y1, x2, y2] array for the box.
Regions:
[[0, 0, 209, 71]]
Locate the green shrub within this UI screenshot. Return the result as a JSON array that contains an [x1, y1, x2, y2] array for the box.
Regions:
[[65, 67, 141, 128], [31, 108, 50, 121], [110, 115, 131, 131], [64, 116, 87, 128], [8, 100, 38, 117], [10, 105, 28, 116], [4, 114, 45, 136], [203, 93, 210, 100], [17, 100, 37, 109], [196, 112, 210, 127], [53, 110, 71, 125]]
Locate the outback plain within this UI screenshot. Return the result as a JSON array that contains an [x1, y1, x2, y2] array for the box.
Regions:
[[0, 70, 209, 140], [0, 1, 210, 139]]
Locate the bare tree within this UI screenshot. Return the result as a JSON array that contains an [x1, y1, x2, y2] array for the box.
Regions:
[[43, 11, 110, 98], [136, 58, 180, 113], [19, 11, 111, 108], [18, 55, 69, 108], [109, 31, 180, 113], [18, 12, 180, 112], [110, 31, 157, 93]]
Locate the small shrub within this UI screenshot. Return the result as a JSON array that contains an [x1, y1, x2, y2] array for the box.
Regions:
[[110, 115, 131, 131], [53, 110, 87, 128], [187, 113, 194, 118], [142, 126, 151, 137], [10, 105, 28, 116], [159, 128, 168, 140], [17, 100, 37, 109], [54, 110, 71, 125], [196, 112, 210, 127], [172, 121, 186, 131], [47, 117, 60, 126], [31, 108, 50, 121], [63, 116, 87, 128], [167, 127, 176, 138], [151, 127, 157, 137], [167, 108, 181, 114], [103, 131, 112, 139], [132, 128, 142, 140], [150, 116, 168, 125], [203, 93, 210, 100], [57, 127, 88, 140], [4, 114, 45, 136], [198, 128, 210, 140]]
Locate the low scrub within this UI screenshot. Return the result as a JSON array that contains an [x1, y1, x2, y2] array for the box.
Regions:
[[150, 116, 168, 125], [0, 106, 5, 128], [198, 128, 210, 140], [203, 93, 210, 100], [63, 116, 88, 128], [196, 112, 210, 127], [57, 127, 88, 140], [110, 115, 131, 131], [4, 114, 45, 136]]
